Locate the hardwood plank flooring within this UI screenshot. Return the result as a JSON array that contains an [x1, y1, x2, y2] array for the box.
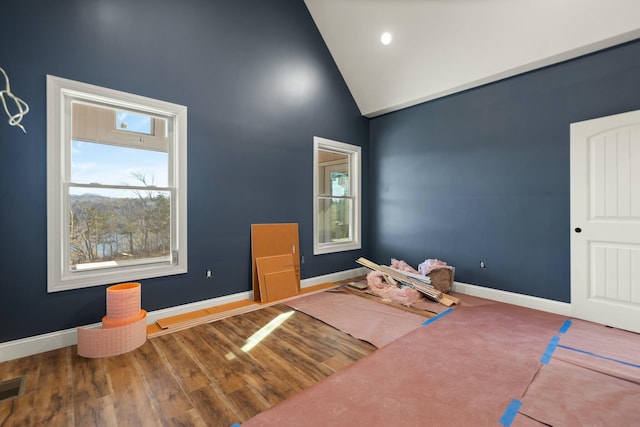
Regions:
[[0, 304, 376, 427]]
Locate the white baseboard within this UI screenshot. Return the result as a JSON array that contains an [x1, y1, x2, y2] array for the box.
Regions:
[[300, 267, 368, 288], [0, 323, 98, 364], [0, 268, 368, 363], [144, 291, 253, 325], [452, 281, 571, 316]]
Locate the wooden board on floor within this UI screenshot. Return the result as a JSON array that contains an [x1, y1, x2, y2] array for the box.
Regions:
[[147, 282, 342, 338], [251, 223, 300, 302], [155, 300, 257, 330]]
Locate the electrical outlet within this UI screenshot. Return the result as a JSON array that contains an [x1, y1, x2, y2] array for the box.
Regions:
[[480, 261, 486, 269], [301, 255, 305, 264], [206, 268, 213, 278]]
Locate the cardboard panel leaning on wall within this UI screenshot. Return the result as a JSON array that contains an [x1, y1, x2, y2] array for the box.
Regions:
[[251, 223, 301, 302]]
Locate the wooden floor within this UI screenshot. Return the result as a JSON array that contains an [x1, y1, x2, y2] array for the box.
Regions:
[[0, 304, 376, 427]]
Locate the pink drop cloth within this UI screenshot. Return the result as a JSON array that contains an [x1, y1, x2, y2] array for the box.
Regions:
[[285, 290, 427, 348]]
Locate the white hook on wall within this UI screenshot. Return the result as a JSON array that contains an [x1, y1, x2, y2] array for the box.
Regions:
[[0, 67, 29, 133]]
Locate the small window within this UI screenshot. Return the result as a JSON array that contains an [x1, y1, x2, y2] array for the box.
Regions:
[[115, 111, 153, 135], [313, 137, 361, 254], [46, 75, 188, 292]]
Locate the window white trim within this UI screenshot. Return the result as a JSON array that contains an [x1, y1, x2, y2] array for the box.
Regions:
[[46, 75, 188, 292], [313, 136, 361, 255]]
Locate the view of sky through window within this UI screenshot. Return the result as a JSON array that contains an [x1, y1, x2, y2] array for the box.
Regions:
[[71, 140, 169, 194]]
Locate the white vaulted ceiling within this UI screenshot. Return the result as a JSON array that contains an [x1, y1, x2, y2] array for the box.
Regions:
[[304, 0, 640, 117]]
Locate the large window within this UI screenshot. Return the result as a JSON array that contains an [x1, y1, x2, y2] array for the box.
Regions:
[[313, 137, 361, 254], [46, 76, 187, 292]]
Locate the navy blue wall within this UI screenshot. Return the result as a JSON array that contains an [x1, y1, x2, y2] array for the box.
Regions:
[[0, 0, 368, 342], [370, 40, 640, 302]]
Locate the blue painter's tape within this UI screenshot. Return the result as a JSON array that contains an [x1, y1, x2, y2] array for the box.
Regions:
[[499, 399, 522, 426], [422, 307, 454, 326], [558, 319, 572, 334], [558, 344, 640, 369], [230, 424, 241, 427], [540, 335, 560, 364]]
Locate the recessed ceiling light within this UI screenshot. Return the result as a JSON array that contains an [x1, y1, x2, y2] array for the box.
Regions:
[[380, 32, 392, 45]]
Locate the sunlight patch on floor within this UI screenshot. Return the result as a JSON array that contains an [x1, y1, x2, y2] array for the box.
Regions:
[[242, 310, 295, 352]]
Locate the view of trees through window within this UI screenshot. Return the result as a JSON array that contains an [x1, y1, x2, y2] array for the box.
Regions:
[[69, 185, 171, 269], [68, 104, 172, 270]]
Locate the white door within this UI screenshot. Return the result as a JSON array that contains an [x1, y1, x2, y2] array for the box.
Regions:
[[571, 110, 640, 333]]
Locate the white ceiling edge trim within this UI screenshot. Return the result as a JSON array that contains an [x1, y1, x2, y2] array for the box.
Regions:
[[365, 29, 640, 118]]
